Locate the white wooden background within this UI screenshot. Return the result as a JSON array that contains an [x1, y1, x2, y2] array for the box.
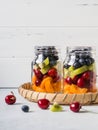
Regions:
[[0, 0, 98, 88]]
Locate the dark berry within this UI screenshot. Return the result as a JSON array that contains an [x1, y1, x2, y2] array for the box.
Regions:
[[77, 78, 85, 88], [64, 64, 70, 69], [34, 69, 43, 79], [35, 79, 42, 86], [48, 68, 57, 78], [72, 75, 80, 84], [5, 93, 16, 105], [70, 102, 81, 112], [73, 61, 81, 69], [79, 58, 86, 66], [65, 77, 73, 84], [38, 99, 50, 109], [21, 105, 29, 112], [82, 71, 91, 80]]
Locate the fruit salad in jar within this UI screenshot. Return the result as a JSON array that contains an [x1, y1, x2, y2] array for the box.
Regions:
[[31, 46, 62, 93], [63, 46, 97, 94]]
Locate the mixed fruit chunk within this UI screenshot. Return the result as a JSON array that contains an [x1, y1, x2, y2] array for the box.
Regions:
[[63, 48, 97, 94], [32, 46, 61, 93]]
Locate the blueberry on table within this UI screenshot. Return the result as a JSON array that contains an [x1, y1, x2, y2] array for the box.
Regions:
[[21, 105, 29, 112]]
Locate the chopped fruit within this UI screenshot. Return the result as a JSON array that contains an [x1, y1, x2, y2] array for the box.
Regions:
[[34, 69, 43, 79], [72, 75, 80, 84], [39, 57, 49, 68], [70, 65, 88, 78], [21, 105, 29, 112], [77, 78, 85, 88], [43, 57, 49, 66], [82, 71, 91, 80], [65, 77, 73, 84], [48, 68, 57, 78], [50, 102, 63, 112], [40, 65, 50, 74], [73, 61, 81, 69], [38, 99, 50, 109], [32, 76, 61, 93], [70, 102, 81, 112], [35, 79, 42, 86], [53, 75, 60, 82], [5, 92, 16, 105], [63, 68, 69, 78], [64, 84, 88, 94]]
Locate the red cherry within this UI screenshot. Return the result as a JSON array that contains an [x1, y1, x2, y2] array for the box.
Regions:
[[70, 102, 82, 112], [38, 99, 50, 109], [82, 71, 91, 80], [53, 75, 60, 82], [48, 68, 57, 78], [77, 78, 85, 88], [35, 79, 42, 86], [5, 92, 16, 105], [34, 69, 43, 79], [65, 77, 73, 84], [72, 75, 79, 84]]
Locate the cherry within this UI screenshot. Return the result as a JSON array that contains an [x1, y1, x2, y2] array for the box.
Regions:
[[5, 92, 16, 105], [70, 102, 82, 112], [35, 79, 42, 86], [48, 68, 57, 78], [82, 71, 91, 80], [72, 75, 79, 84], [34, 69, 43, 79], [65, 77, 73, 84], [53, 75, 60, 82], [38, 99, 50, 109], [77, 78, 85, 88]]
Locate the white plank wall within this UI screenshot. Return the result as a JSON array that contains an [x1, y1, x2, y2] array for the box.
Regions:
[[0, 0, 98, 88]]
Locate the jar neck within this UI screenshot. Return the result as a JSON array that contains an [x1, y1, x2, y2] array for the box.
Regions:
[[34, 46, 59, 56]]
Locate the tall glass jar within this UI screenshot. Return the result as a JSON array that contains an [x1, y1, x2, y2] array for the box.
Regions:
[[63, 46, 97, 94], [31, 46, 62, 93]]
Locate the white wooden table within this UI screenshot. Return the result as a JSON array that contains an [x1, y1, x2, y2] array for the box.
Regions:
[[1, 88, 98, 130]]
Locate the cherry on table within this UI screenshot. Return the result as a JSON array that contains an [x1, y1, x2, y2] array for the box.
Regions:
[[5, 91, 16, 105], [38, 99, 50, 109], [70, 102, 82, 112]]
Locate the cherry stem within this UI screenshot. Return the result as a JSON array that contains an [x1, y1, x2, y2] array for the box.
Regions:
[[11, 91, 14, 95], [82, 108, 98, 114]]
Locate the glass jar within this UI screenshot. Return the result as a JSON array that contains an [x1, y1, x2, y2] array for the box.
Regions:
[[63, 46, 97, 94], [31, 46, 62, 93]]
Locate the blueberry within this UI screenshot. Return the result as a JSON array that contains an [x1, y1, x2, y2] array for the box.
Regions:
[[85, 58, 94, 66], [64, 64, 70, 69], [73, 61, 81, 69], [21, 105, 29, 112], [79, 58, 86, 66]]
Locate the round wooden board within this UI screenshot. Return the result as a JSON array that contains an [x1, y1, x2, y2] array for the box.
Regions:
[[18, 82, 98, 105]]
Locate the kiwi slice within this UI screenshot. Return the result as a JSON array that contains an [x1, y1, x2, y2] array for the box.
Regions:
[[63, 68, 69, 78], [70, 65, 88, 78], [50, 102, 63, 112], [43, 57, 49, 66], [39, 63, 45, 68], [63, 66, 74, 78], [68, 66, 74, 72], [40, 65, 50, 74], [38, 57, 49, 68], [88, 63, 95, 71]]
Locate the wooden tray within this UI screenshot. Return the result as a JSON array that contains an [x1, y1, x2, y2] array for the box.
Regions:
[[18, 82, 98, 105]]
